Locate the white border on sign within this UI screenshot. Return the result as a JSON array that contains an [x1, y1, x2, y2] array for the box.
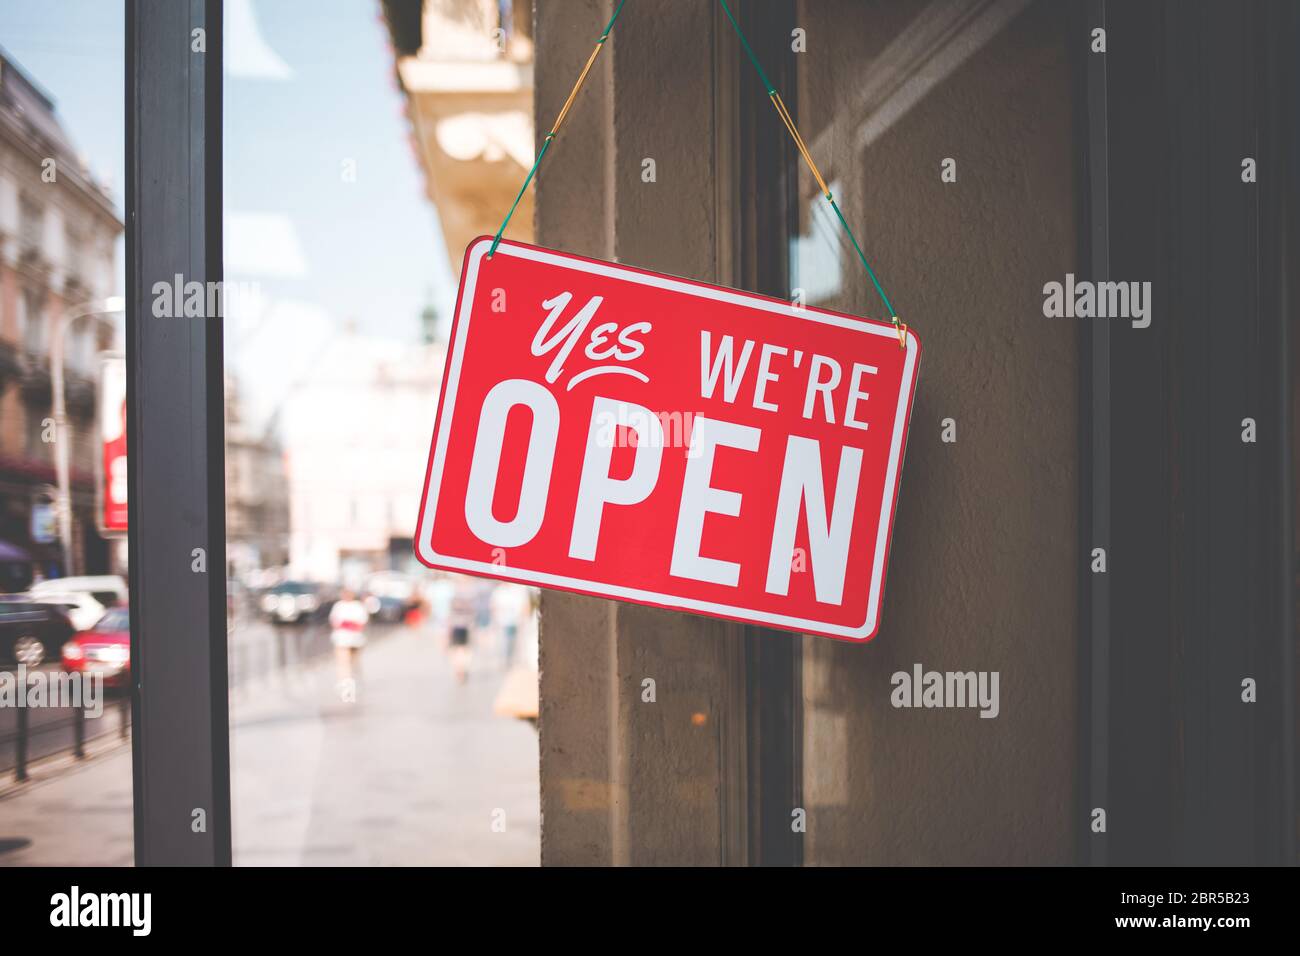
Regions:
[[415, 237, 919, 641]]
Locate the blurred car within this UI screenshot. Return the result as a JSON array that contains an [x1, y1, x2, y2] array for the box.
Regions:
[[61, 606, 130, 688], [0, 597, 76, 666], [258, 581, 324, 624], [362, 571, 423, 623], [30, 574, 127, 609], [363, 593, 407, 623], [21, 589, 106, 632]]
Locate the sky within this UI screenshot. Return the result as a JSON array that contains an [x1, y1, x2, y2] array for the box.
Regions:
[[0, 0, 456, 429]]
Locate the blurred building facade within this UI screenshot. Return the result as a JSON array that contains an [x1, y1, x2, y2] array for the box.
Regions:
[[0, 50, 122, 584], [383, 0, 534, 274], [225, 374, 290, 578], [280, 326, 444, 586]]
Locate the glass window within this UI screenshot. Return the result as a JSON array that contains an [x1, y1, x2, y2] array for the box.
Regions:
[[21, 289, 44, 352], [0, 0, 130, 866], [223, 0, 540, 866], [789, 0, 1081, 865], [18, 195, 42, 256]]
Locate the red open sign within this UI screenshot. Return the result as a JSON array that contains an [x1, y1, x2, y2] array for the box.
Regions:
[[415, 237, 920, 641]]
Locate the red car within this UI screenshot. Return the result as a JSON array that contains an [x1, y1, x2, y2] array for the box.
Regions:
[[61, 606, 130, 688]]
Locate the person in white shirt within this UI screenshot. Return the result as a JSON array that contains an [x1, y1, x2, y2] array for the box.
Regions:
[[329, 589, 369, 699]]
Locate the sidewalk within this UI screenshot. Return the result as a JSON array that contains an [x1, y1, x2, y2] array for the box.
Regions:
[[0, 621, 540, 866]]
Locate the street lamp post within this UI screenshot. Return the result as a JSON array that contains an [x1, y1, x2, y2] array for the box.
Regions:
[[50, 296, 125, 576]]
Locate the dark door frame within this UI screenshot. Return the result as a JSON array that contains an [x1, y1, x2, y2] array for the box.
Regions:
[[1077, 0, 1112, 868], [126, 0, 232, 866], [1079, 0, 1297, 866], [734, 0, 804, 868]]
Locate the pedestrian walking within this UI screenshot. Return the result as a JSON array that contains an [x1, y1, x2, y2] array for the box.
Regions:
[[447, 581, 476, 684], [428, 574, 454, 632], [330, 588, 369, 699]]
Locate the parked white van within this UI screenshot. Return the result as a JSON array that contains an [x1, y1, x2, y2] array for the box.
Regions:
[[31, 575, 127, 610]]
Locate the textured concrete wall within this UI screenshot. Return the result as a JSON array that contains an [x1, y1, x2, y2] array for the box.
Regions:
[[534, 1, 616, 868], [535, 0, 750, 866]]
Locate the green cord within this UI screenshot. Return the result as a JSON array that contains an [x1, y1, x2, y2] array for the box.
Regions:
[[489, 0, 630, 257], [491, 0, 900, 329], [602, 0, 628, 39], [716, 0, 775, 94], [828, 196, 895, 318], [489, 136, 552, 258], [718, 0, 897, 322]]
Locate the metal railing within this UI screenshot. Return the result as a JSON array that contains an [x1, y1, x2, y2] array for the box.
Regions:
[[1, 671, 131, 783]]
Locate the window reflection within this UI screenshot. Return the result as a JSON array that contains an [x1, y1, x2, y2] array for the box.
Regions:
[[0, 0, 130, 867], [223, 0, 540, 865]]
